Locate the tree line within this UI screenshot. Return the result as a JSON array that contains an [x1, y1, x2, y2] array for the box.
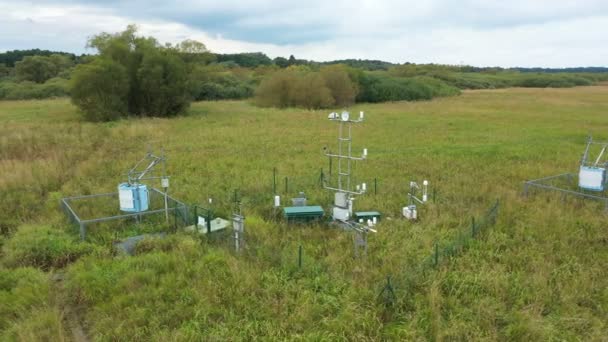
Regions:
[[1, 25, 608, 120]]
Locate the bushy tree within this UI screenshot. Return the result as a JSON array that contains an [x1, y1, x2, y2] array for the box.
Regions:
[[254, 68, 297, 107], [0, 63, 9, 78], [320, 64, 358, 106], [291, 72, 334, 109], [14, 55, 64, 83], [136, 51, 190, 116], [254, 67, 334, 109], [174, 39, 216, 65], [70, 58, 129, 121], [17, 54, 73, 83], [70, 25, 192, 121]]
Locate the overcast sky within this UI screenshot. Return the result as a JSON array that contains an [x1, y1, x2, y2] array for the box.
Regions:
[[1, 0, 607, 67]]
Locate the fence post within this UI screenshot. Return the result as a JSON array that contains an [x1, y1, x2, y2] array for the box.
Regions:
[[173, 205, 177, 229], [79, 223, 86, 241], [374, 178, 378, 195], [273, 167, 277, 194], [433, 188, 436, 203], [285, 176, 288, 194], [298, 245, 303, 268], [471, 216, 476, 237], [319, 168, 324, 186]]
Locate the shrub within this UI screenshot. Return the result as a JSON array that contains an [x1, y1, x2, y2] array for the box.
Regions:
[[0, 78, 69, 100], [254, 68, 298, 108], [356, 73, 459, 102], [191, 70, 255, 100], [135, 50, 190, 116], [290, 72, 334, 109], [70, 58, 129, 121], [0, 267, 50, 330], [70, 25, 191, 121], [320, 65, 358, 107], [2, 225, 95, 270], [255, 67, 345, 109]]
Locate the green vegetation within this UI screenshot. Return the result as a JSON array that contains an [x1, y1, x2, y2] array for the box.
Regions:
[[0, 267, 66, 341], [2, 225, 96, 270], [2, 30, 607, 109], [70, 25, 191, 121], [389, 63, 608, 90], [15, 54, 73, 84], [254, 65, 358, 109], [0, 86, 607, 339]]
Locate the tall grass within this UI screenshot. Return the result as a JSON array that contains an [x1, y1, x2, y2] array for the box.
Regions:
[[0, 86, 607, 339]]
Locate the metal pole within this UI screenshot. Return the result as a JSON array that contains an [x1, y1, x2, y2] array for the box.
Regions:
[[374, 178, 377, 195], [329, 150, 333, 177], [338, 122, 343, 190], [235, 231, 239, 252], [207, 209, 211, 234], [79, 223, 86, 241], [274, 168, 278, 194], [285, 177, 288, 194], [347, 122, 352, 191], [164, 188, 169, 224]]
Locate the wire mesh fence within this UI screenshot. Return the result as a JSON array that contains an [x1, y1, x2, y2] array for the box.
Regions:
[[61, 188, 191, 240], [378, 200, 500, 309]]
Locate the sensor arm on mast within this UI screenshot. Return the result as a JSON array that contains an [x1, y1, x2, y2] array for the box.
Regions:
[[127, 152, 167, 184]]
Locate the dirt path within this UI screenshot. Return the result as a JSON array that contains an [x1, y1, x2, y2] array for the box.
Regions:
[[52, 272, 89, 342]]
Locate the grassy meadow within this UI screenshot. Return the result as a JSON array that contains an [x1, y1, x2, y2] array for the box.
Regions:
[[1, 87, 607, 340]]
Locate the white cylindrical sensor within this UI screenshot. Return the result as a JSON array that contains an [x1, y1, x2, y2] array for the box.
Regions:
[[372, 216, 377, 225], [362, 183, 367, 191], [423, 194, 428, 202], [274, 195, 281, 207], [367, 219, 373, 227], [356, 184, 361, 191], [208, 198, 213, 204], [360, 111, 364, 120], [363, 148, 368, 157]]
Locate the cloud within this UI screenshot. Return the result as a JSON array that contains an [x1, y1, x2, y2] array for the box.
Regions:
[[0, 0, 607, 67]]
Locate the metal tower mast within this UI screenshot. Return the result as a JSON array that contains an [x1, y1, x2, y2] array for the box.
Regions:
[[323, 111, 368, 221]]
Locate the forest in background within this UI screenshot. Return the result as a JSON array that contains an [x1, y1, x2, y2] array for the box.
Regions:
[[2, 45, 607, 104], [1, 27, 608, 120]]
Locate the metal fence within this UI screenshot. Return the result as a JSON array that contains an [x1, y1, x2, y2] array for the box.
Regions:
[[61, 188, 190, 240], [523, 173, 608, 211], [378, 200, 500, 308]]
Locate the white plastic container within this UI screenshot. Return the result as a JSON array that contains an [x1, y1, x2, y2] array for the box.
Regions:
[[579, 166, 606, 191], [403, 205, 417, 220], [333, 207, 350, 221]]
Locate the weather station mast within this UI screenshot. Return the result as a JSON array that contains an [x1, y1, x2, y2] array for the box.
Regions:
[[323, 110, 369, 223]]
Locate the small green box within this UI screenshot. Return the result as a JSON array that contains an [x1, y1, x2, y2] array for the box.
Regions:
[[284, 206, 324, 223]]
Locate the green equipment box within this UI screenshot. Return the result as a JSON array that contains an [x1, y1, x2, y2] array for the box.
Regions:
[[284, 205, 324, 223]]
